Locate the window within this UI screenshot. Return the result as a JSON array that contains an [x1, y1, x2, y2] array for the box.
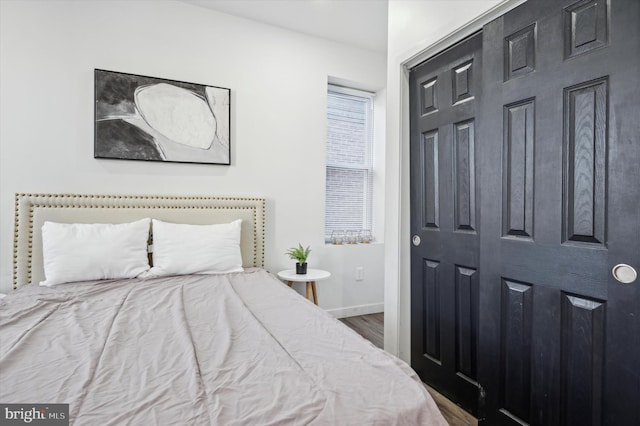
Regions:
[[325, 85, 374, 242]]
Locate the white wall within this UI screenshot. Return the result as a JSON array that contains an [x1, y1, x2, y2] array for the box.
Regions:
[[0, 0, 386, 315], [383, 0, 508, 360]]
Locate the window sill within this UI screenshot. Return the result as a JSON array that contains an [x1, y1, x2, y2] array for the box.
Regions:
[[324, 241, 384, 247]]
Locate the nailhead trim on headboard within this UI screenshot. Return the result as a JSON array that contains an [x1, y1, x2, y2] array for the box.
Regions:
[[13, 193, 266, 289]]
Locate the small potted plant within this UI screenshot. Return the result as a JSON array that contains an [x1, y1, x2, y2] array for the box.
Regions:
[[285, 243, 311, 274]]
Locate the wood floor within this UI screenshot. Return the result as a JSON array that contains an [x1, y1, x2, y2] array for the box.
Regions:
[[338, 312, 384, 349], [339, 313, 478, 426]]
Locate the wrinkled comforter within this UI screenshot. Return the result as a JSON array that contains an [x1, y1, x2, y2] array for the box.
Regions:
[[0, 269, 446, 425]]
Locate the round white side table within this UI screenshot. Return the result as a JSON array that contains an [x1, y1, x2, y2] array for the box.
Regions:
[[277, 269, 331, 305]]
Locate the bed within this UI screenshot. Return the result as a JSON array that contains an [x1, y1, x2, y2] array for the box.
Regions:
[[1, 193, 446, 425]]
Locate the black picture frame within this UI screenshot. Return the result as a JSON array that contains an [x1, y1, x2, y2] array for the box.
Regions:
[[94, 69, 231, 165]]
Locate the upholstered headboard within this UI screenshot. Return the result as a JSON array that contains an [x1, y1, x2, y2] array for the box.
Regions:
[[13, 193, 266, 289]]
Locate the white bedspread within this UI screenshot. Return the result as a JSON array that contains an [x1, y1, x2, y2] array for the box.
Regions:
[[0, 269, 446, 425]]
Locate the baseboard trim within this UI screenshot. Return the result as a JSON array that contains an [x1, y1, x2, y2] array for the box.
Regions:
[[327, 303, 384, 319]]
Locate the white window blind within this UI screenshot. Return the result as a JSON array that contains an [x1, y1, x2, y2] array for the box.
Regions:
[[325, 85, 374, 242]]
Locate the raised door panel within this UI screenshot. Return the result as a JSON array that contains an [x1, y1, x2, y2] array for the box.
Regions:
[[455, 266, 479, 382], [453, 60, 475, 105], [499, 279, 533, 425], [454, 120, 476, 232], [421, 77, 438, 115], [563, 0, 609, 58], [503, 99, 535, 239], [560, 294, 605, 426], [423, 260, 442, 363], [563, 78, 608, 245], [421, 131, 440, 229], [504, 24, 536, 82]]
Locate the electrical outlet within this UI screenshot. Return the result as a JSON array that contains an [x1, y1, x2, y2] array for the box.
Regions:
[[355, 267, 364, 281]]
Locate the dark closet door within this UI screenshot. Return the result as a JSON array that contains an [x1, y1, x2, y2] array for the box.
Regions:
[[409, 32, 483, 415], [478, 0, 640, 425]]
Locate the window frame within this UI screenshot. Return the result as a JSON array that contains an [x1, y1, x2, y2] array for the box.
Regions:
[[325, 84, 375, 243]]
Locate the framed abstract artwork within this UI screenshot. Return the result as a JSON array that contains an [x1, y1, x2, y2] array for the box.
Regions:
[[94, 69, 231, 165]]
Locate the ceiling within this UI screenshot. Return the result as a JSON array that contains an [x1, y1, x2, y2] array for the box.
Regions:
[[179, 0, 389, 53]]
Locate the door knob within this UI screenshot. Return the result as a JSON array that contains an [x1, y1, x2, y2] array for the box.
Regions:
[[612, 264, 637, 284], [412, 235, 421, 246]]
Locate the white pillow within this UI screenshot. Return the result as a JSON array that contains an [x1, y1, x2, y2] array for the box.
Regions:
[[145, 219, 244, 277], [40, 219, 151, 286]]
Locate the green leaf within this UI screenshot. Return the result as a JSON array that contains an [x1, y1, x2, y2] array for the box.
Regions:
[[284, 243, 311, 263]]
